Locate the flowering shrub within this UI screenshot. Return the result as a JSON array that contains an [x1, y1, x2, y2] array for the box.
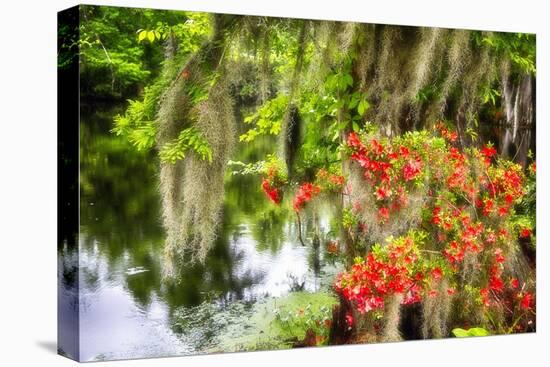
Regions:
[[255, 123, 535, 336], [334, 231, 427, 314], [346, 130, 432, 224], [336, 124, 535, 335]]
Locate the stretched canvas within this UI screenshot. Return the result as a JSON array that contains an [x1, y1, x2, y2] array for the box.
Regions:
[[58, 4, 536, 362]]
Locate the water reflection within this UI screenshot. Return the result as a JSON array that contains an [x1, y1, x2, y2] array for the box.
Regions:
[[60, 103, 342, 360]]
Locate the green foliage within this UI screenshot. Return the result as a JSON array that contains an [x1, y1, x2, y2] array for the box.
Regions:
[[481, 85, 501, 106], [481, 32, 536, 74], [79, 5, 209, 98], [58, 12, 79, 69], [112, 11, 211, 158], [138, 16, 209, 50], [112, 60, 180, 151], [240, 94, 289, 142], [452, 327, 490, 337], [228, 154, 287, 179], [342, 207, 358, 230], [227, 160, 266, 176], [273, 301, 333, 346], [159, 128, 213, 164]]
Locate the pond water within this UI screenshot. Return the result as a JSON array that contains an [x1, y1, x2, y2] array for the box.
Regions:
[[58, 103, 343, 361]]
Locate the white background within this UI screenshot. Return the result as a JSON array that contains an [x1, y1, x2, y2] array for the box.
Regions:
[[0, 0, 548, 365]]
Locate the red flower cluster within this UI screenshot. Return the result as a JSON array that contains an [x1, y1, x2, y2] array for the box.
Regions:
[[334, 234, 426, 314], [261, 178, 281, 204], [520, 227, 532, 238], [436, 122, 458, 142], [520, 292, 533, 310], [260, 166, 286, 205], [346, 132, 426, 223], [403, 158, 423, 181], [340, 125, 535, 330], [293, 182, 321, 212], [480, 144, 497, 165]]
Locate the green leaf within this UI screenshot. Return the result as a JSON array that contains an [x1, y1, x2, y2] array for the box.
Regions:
[[452, 328, 470, 337], [147, 30, 155, 42], [468, 327, 489, 336], [358, 100, 370, 116], [343, 73, 353, 88], [452, 327, 489, 338], [138, 30, 147, 42], [159, 127, 212, 164]]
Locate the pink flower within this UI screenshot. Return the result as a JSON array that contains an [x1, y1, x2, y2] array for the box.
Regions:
[[403, 158, 423, 181]]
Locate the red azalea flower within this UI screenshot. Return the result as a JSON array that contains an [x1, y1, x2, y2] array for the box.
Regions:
[[481, 145, 497, 159], [347, 132, 363, 148], [399, 145, 410, 158], [378, 207, 390, 222], [261, 178, 281, 204], [431, 207, 442, 225], [504, 194, 514, 204], [431, 267, 443, 280], [375, 186, 392, 200], [494, 248, 505, 264], [484, 201, 496, 216], [388, 151, 399, 160], [293, 182, 320, 211], [520, 228, 532, 238], [370, 139, 384, 155], [403, 158, 423, 181], [497, 206, 509, 217], [489, 275, 504, 292], [520, 292, 533, 310]]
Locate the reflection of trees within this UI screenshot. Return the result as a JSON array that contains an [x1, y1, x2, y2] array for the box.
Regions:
[[79, 103, 166, 308], [163, 208, 265, 309], [223, 136, 291, 254], [79, 104, 266, 313], [77, 103, 340, 342]]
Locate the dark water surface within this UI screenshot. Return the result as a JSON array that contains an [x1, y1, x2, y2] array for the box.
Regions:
[[59, 103, 342, 361]]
